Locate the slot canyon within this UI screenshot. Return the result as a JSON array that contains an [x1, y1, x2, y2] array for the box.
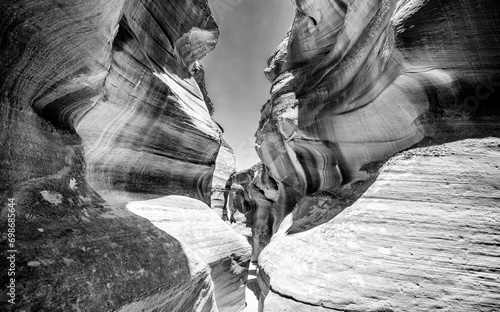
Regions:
[[0, 0, 499, 311]]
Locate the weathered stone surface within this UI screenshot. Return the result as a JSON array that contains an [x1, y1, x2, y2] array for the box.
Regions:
[[225, 164, 278, 262], [192, 61, 216, 116], [0, 182, 218, 311], [253, 0, 500, 260], [76, 0, 221, 205], [256, 0, 500, 232], [211, 140, 237, 219], [253, 0, 500, 310], [127, 196, 251, 312], [0, 0, 221, 206], [0, 0, 232, 311], [259, 138, 500, 311]]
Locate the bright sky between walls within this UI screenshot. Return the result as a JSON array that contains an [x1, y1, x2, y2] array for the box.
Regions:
[[202, 0, 295, 170]]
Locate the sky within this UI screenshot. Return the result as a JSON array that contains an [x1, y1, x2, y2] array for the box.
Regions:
[[202, 0, 295, 170]]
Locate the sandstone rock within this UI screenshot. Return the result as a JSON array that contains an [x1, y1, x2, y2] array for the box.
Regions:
[[254, 0, 500, 310], [0, 0, 230, 311], [0, 183, 218, 311], [255, 0, 500, 254], [211, 140, 237, 220], [0, 0, 221, 206], [127, 196, 251, 312], [225, 164, 278, 262], [259, 138, 500, 311], [76, 0, 221, 205], [192, 61, 216, 116]]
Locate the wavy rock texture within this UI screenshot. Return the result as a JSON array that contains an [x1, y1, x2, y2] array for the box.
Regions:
[[0, 0, 221, 205], [211, 140, 236, 219], [253, 0, 500, 310], [225, 164, 278, 262], [259, 138, 500, 311], [127, 196, 251, 312], [76, 0, 221, 205], [255, 0, 500, 253], [0, 0, 235, 311]]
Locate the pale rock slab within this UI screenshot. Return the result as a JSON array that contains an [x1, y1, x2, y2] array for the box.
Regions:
[[211, 140, 237, 219], [127, 196, 252, 312], [259, 138, 500, 311]]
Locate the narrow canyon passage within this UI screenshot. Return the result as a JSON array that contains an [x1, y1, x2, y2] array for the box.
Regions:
[[1, 0, 499, 312]]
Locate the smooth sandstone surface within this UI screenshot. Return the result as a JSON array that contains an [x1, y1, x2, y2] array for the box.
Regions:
[[255, 0, 500, 233], [75, 0, 221, 205], [127, 196, 251, 312], [0, 0, 241, 311], [0, 0, 222, 206], [211, 140, 237, 219], [251, 0, 500, 310], [259, 138, 500, 311], [225, 164, 278, 262]]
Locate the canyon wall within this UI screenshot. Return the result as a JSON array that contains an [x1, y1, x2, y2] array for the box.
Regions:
[[225, 163, 278, 262], [0, 0, 249, 311], [249, 0, 500, 310], [211, 139, 237, 219], [127, 196, 251, 312], [259, 138, 500, 311]]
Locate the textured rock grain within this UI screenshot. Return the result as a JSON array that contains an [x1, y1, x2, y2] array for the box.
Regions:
[[211, 140, 237, 219], [254, 0, 500, 310], [127, 196, 251, 312], [0, 0, 233, 311], [254, 0, 500, 258], [259, 138, 500, 311], [226, 164, 278, 262]]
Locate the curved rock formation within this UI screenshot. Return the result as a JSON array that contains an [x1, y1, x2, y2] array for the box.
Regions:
[[225, 164, 278, 262], [254, 0, 500, 310], [211, 139, 237, 219], [256, 0, 500, 249], [127, 196, 251, 312], [76, 1, 221, 205], [259, 138, 500, 311], [0, 0, 221, 206], [0, 0, 248, 311]]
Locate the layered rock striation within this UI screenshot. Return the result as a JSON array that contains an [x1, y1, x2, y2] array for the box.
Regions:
[[253, 0, 500, 251], [211, 139, 237, 219], [259, 138, 500, 311], [225, 163, 278, 262], [251, 0, 500, 310], [127, 196, 251, 312], [0, 0, 249, 311], [76, 0, 221, 205]]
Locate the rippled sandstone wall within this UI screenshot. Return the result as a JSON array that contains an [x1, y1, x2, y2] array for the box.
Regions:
[[225, 163, 278, 262], [0, 0, 248, 311], [253, 0, 500, 310], [257, 0, 500, 227], [211, 139, 236, 219], [259, 138, 500, 311], [127, 196, 251, 312]]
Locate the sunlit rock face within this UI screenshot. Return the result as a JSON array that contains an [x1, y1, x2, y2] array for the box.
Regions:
[[211, 139, 236, 219], [0, 0, 233, 311], [127, 196, 251, 312], [76, 1, 221, 205], [0, 0, 221, 206], [256, 0, 500, 242], [255, 0, 500, 310], [259, 138, 500, 311]]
